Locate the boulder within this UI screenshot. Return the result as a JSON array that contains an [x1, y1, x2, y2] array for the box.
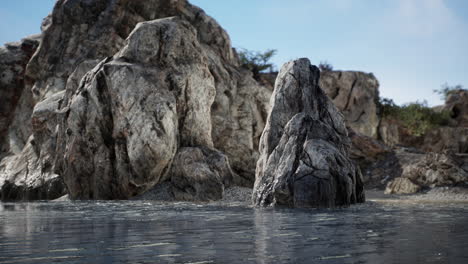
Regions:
[[253, 58, 365, 208], [1, 89, 65, 201], [320, 71, 380, 139], [0, 0, 271, 200], [170, 147, 237, 201], [384, 151, 468, 194], [25, 0, 271, 185], [55, 18, 215, 199], [0, 138, 65, 201], [384, 177, 421, 195], [402, 152, 468, 188]]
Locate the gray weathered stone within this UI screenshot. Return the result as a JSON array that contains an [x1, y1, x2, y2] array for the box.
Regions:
[[253, 58, 365, 208], [320, 71, 380, 139], [0, 0, 271, 200], [0, 35, 40, 155], [55, 17, 215, 199], [171, 147, 237, 201]]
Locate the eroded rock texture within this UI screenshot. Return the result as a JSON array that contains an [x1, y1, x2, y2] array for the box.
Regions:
[[55, 18, 217, 199], [384, 151, 468, 194], [320, 71, 380, 138], [253, 59, 365, 208], [0, 35, 40, 155], [170, 147, 237, 201], [0, 0, 271, 200], [0, 35, 66, 200]]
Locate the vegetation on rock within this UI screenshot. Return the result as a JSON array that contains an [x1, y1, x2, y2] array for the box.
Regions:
[[378, 98, 451, 137], [318, 61, 333, 72], [434, 83, 466, 100], [238, 48, 276, 80]]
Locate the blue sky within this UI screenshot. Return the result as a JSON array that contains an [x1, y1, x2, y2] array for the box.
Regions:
[[1, 0, 467, 106]]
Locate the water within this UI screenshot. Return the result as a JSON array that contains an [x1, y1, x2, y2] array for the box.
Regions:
[[0, 200, 467, 264]]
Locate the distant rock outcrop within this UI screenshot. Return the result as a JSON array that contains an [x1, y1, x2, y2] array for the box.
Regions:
[[443, 89, 468, 127], [320, 71, 380, 139], [385, 151, 468, 194], [253, 59, 365, 208]]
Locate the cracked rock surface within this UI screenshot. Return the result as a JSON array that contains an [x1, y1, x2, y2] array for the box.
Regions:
[[253, 58, 365, 208], [0, 0, 271, 200], [320, 71, 380, 139]]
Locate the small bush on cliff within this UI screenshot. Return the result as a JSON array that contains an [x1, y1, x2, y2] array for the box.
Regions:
[[378, 98, 451, 136], [433, 83, 465, 100], [238, 48, 277, 80], [319, 61, 333, 72]]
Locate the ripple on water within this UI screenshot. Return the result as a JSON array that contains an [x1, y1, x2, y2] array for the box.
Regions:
[[0, 200, 467, 263]]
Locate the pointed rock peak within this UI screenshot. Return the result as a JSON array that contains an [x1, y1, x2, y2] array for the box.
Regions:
[[253, 59, 365, 208]]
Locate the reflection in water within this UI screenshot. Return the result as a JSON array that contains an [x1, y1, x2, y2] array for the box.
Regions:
[[0, 201, 467, 263]]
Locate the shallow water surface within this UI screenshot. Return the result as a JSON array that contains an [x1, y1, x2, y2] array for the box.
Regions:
[[0, 200, 467, 263]]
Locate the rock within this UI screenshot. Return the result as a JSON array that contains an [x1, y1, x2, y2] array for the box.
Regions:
[[253, 58, 365, 208], [349, 129, 391, 165], [384, 177, 421, 194], [0, 138, 65, 201], [443, 89, 468, 127], [402, 152, 468, 188], [0, 35, 41, 155], [320, 71, 380, 139], [348, 129, 393, 186], [54, 17, 216, 199], [383, 151, 468, 194], [170, 147, 237, 201], [422, 127, 468, 154], [1, 0, 271, 200], [25, 0, 270, 185]]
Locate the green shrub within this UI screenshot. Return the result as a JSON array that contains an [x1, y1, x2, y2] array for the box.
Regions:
[[433, 83, 465, 100], [319, 61, 333, 72], [378, 98, 451, 137], [238, 48, 277, 80]]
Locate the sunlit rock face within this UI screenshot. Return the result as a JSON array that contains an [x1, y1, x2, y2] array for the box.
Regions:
[[253, 58, 365, 208], [320, 71, 380, 139], [0, 0, 271, 200]]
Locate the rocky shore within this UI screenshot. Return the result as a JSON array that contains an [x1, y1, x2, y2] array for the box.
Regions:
[[1, 0, 467, 205]]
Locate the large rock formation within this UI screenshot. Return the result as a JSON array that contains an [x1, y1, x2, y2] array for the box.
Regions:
[[320, 71, 380, 139], [0, 35, 40, 155], [0, 0, 271, 200], [253, 59, 365, 208], [0, 35, 67, 201]]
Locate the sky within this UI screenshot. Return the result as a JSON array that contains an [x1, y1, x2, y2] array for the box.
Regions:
[[1, 0, 467, 106]]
